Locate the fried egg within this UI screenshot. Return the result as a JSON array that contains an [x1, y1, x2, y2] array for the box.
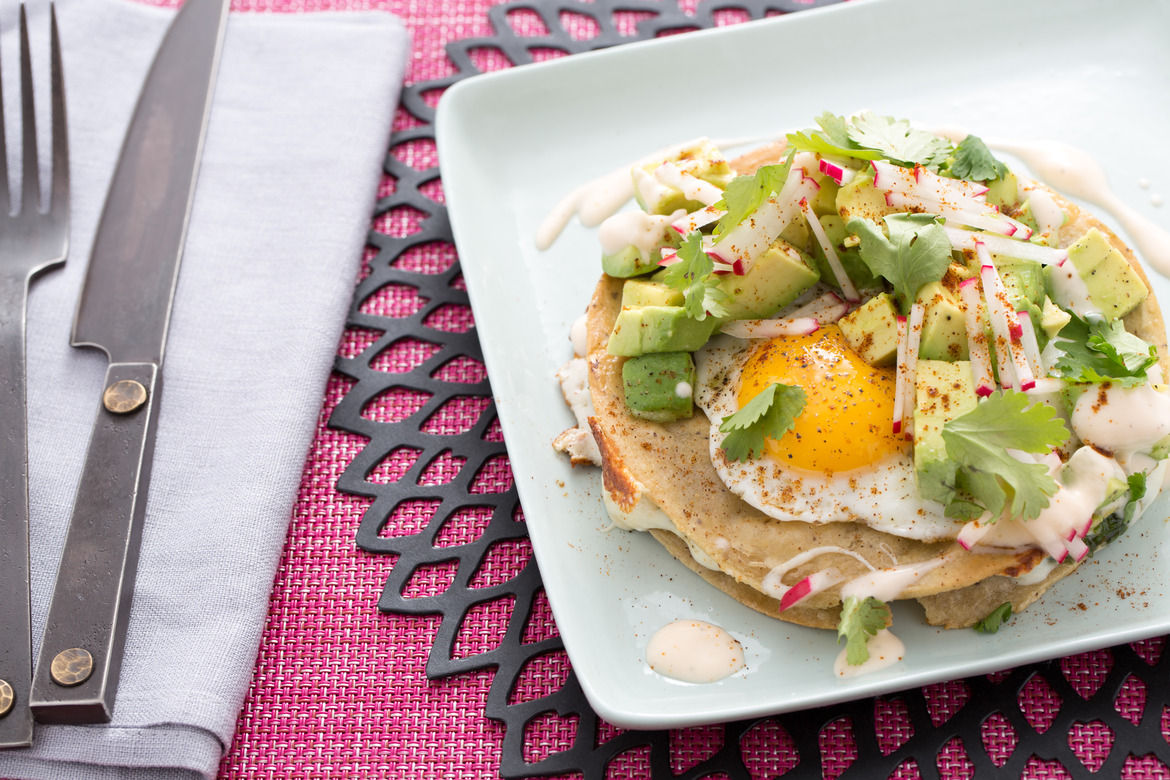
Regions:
[[694, 325, 961, 541]]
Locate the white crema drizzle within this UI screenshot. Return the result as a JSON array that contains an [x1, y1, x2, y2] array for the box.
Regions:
[[646, 620, 746, 683]]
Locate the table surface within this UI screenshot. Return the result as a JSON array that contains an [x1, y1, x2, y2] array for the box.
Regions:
[[137, 1, 1170, 778]]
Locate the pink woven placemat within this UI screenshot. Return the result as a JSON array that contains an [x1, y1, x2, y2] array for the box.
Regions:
[[121, 2, 1170, 778]]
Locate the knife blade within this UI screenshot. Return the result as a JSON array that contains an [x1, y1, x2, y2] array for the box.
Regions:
[[29, 0, 229, 724]]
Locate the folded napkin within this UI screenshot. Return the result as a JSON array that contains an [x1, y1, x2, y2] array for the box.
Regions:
[[0, 1, 406, 777]]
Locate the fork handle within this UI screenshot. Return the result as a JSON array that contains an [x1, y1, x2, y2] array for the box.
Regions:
[[30, 361, 160, 724], [0, 273, 33, 747]]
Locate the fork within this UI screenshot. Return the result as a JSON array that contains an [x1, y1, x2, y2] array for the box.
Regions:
[[0, 3, 68, 749]]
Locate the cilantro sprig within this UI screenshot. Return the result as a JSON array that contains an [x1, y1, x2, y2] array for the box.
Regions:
[[718, 382, 806, 462], [847, 213, 952, 313], [973, 602, 1013, 634], [785, 111, 882, 163], [846, 111, 953, 170], [1052, 313, 1158, 387], [917, 391, 1071, 522], [662, 232, 730, 321], [837, 596, 891, 665], [711, 159, 792, 236], [1086, 472, 1148, 552], [947, 135, 1009, 182]]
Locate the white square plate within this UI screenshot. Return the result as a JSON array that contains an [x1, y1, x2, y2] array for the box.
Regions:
[[436, 0, 1170, 728]]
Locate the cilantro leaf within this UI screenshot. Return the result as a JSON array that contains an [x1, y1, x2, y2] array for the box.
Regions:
[[786, 112, 881, 162], [919, 391, 1070, 521], [847, 213, 952, 313], [1086, 472, 1147, 552], [662, 232, 730, 321], [718, 382, 806, 462], [837, 596, 890, 665], [712, 159, 792, 235], [1052, 314, 1158, 387], [846, 112, 953, 169], [948, 134, 1009, 182], [973, 602, 1013, 634]]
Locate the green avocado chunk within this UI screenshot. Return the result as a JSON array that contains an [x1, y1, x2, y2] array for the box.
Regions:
[[913, 360, 978, 476], [602, 245, 658, 278], [917, 281, 969, 361], [714, 238, 820, 320], [1046, 228, 1149, 320], [621, 279, 684, 308], [838, 292, 899, 367], [983, 171, 1019, 210], [1040, 296, 1072, 341], [835, 169, 898, 223], [632, 138, 732, 215], [622, 352, 696, 422], [606, 305, 719, 357], [998, 259, 1045, 307]]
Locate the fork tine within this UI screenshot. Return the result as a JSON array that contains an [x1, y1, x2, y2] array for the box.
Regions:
[[18, 4, 38, 216], [0, 13, 8, 220], [47, 3, 65, 227]]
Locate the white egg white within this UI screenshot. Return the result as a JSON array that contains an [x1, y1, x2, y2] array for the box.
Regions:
[[694, 335, 962, 542]]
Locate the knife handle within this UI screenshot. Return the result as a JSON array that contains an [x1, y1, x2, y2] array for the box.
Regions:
[[30, 361, 160, 724], [0, 274, 33, 747]]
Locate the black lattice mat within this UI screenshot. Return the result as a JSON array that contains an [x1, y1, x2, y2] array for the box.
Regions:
[[327, 1, 1170, 776]]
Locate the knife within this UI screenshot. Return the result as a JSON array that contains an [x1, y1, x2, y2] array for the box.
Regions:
[[29, 0, 229, 724]]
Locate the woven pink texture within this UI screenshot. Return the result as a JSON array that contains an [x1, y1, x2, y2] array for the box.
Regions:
[[111, 2, 1170, 778]]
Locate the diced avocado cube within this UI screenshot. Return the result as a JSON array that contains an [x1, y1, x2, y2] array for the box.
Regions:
[[835, 170, 897, 223], [810, 214, 880, 292], [779, 215, 814, 254], [917, 282, 968, 362], [715, 239, 820, 320], [1050, 228, 1149, 320], [632, 139, 732, 215], [606, 305, 718, 357], [1150, 432, 1170, 460], [602, 245, 658, 278], [621, 279, 683, 308], [808, 170, 840, 217], [622, 352, 696, 422], [998, 259, 1045, 307], [839, 292, 900, 367], [983, 171, 1019, 210], [913, 360, 978, 474], [1040, 296, 1071, 341]]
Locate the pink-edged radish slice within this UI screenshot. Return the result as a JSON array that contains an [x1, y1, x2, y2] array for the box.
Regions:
[[1016, 310, 1044, 377], [956, 518, 993, 550], [883, 190, 1027, 237], [977, 246, 1029, 389], [818, 157, 856, 186], [720, 317, 820, 339], [959, 277, 996, 396], [871, 160, 991, 204], [654, 161, 723, 206], [893, 315, 908, 436], [900, 301, 925, 439], [672, 204, 724, 235], [778, 568, 844, 612], [1065, 534, 1090, 563], [712, 153, 819, 272], [787, 290, 850, 323], [658, 248, 680, 266], [944, 226, 1067, 265], [799, 199, 860, 302]]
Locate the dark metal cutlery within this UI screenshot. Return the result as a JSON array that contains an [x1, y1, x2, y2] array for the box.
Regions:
[[0, 4, 68, 749], [29, 0, 229, 725]]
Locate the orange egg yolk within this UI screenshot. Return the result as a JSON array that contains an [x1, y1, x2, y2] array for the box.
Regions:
[[735, 325, 909, 473]]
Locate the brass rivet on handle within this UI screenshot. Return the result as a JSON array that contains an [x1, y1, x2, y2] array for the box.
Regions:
[[103, 379, 148, 414], [0, 679, 13, 717], [50, 648, 93, 687]]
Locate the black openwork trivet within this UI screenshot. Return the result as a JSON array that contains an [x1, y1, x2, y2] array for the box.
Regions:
[[328, 2, 1170, 776]]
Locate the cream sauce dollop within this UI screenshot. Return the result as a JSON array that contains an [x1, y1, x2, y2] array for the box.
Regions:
[[646, 620, 746, 683]]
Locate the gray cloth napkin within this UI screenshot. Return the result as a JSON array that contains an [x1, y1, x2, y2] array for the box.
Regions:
[[0, 1, 406, 777]]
